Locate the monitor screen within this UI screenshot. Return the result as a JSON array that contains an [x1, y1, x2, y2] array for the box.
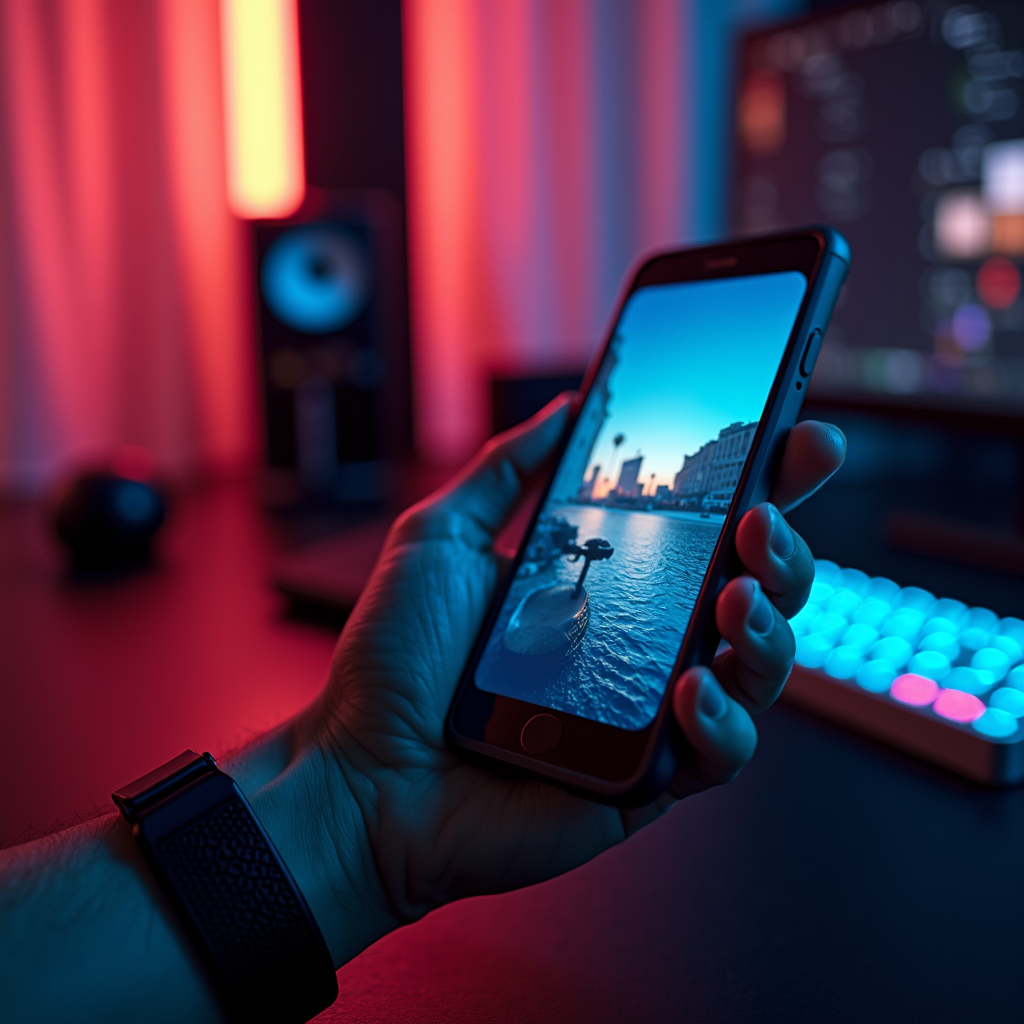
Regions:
[[734, 1, 1024, 415]]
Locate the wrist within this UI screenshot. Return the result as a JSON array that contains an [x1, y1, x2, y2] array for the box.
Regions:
[[224, 713, 400, 967]]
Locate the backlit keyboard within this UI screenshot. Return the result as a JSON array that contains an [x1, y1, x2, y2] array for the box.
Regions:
[[783, 560, 1024, 785]]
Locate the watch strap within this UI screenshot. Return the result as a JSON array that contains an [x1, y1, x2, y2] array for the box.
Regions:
[[114, 751, 337, 1024]]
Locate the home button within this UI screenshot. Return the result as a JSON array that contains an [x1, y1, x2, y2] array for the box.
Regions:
[[520, 713, 563, 755]]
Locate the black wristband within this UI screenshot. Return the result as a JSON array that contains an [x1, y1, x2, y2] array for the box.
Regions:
[[113, 751, 338, 1024]]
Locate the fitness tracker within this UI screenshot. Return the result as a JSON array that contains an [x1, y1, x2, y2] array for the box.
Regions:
[[112, 750, 338, 1024]]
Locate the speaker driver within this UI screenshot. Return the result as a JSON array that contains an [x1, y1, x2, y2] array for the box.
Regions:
[[260, 226, 370, 334]]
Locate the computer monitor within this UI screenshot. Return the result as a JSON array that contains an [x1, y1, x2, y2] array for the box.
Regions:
[[734, 0, 1024, 420]]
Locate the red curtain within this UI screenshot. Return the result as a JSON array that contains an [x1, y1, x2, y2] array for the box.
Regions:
[[0, 0, 255, 494], [0, 0, 797, 488], [404, 0, 693, 464]]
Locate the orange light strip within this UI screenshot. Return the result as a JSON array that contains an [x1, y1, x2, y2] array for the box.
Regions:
[[220, 0, 304, 219]]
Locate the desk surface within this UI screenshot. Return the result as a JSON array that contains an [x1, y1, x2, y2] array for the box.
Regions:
[[3, 483, 1021, 1022]]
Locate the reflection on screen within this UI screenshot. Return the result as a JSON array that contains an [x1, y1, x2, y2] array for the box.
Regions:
[[473, 272, 808, 730]]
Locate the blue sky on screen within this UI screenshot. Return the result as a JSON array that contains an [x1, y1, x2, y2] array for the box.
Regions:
[[587, 271, 807, 491]]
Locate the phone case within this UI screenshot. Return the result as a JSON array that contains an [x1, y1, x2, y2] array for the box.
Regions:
[[447, 227, 851, 804]]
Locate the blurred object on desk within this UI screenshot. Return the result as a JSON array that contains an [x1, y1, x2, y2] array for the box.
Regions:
[[270, 460, 452, 618], [53, 471, 166, 573], [51, 446, 167, 572], [785, 558, 1024, 785], [274, 516, 391, 616]]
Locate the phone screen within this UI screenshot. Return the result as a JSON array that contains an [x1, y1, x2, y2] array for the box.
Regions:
[[474, 271, 809, 730]]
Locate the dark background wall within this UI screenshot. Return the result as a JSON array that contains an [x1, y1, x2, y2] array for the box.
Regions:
[[297, 0, 411, 453]]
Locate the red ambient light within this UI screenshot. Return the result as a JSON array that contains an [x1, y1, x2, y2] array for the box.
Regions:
[[976, 256, 1021, 310]]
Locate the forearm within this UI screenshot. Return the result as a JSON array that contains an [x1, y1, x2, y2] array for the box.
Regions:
[[224, 711, 403, 967], [0, 714, 396, 1023], [0, 813, 218, 1023]]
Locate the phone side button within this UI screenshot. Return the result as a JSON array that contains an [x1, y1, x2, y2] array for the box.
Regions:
[[799, 328, 823, 377], [520, 713, 563, 755]]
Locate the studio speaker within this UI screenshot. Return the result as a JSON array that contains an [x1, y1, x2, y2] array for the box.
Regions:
[[254, 189, 407, 504]]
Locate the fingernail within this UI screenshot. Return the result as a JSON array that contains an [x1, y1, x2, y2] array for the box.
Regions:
[[698, 675, 727, 720], [768, 505, 795, 559], [747, 581, 774, 635]]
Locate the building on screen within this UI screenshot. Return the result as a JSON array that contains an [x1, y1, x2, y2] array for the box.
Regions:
[[615, 456, 644, 498], [671, 420, 757, 509]]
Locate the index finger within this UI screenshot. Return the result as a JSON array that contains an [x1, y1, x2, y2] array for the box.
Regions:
[[770, 420, 846, 513]]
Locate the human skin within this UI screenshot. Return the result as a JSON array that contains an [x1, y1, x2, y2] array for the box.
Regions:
[[0, 396, 845, 1022]]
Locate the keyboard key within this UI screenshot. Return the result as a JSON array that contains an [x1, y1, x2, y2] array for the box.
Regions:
[[835, 568, 869, 595], [922, 617, 960, 639], [989, 687, 1024, 718], [891, 673, 939, 707], [1007, 665, 1024, 692], [933, 688, 985, 723], [856, 659, 897, 693], [789, 604, 821, 637], [865, 577, 900, 603], [966, 607, 999, 633], [943, 666, 995, 695], [796, 633, 832, 669], [908, 650, 951, 681], [918, 631, 959, 662], [869, 636, 913, 668], [813, 560, 840, 585], [972, 708, 1019, 739], [826, 588, 862, 617], [988, 635, 1022, 666], [842, 623, 879, 653], [931, 597, 968, 625], [894, 587, 936, 614], [958, 627, 992, 655], [1000, 618, 1024, 647], [972, 648, 1012, 683], [852, 598, 891, 628], [882, 610, 925, 644], [825, 646, 864, 680], [816, 612, 848, 643]]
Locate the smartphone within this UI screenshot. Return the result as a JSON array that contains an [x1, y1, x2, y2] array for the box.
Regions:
[[446, 227, 850, 805]]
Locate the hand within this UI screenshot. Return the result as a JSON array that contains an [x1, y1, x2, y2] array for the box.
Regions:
[[237, 396, 846, 966]]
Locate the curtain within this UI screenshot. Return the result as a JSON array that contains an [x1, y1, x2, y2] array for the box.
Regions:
[[0, 0, 254, 494], [0, 0, 802, 489], [403, 0, 801, 464]]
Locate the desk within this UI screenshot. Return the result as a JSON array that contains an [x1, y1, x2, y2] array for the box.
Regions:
[[3, 483, 1022, 1021]]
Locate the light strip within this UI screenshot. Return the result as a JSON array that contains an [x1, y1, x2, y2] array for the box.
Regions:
[[220, 0, 305, 219]]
